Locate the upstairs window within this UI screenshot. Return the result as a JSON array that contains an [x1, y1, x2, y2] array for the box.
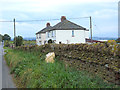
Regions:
[[52, 31, 54, 37], [39, 34, 41, 39], [72, 30, 74, 37], [48, 32, 49, 38]]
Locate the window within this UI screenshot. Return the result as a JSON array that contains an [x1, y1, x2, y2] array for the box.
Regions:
[[39, 34, 41, 39], [48, 32, 49, 38], [52, 31, 54, 37], [72, 30, 74, 37], [54, 31, 56, 37]]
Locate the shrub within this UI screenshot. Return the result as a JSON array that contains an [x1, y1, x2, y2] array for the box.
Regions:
[[48, 39, 53, 43], [3, 34, 11, 41], [14, 36, 23, 47], [107, 40, 117, 46], [4, 40, 10, 47], [116, 38, 120, 43]]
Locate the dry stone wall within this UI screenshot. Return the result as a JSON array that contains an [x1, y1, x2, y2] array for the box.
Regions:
[[15, 42, 120, 85]]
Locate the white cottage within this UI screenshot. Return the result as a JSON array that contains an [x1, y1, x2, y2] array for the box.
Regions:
[[36, 16, 89, 45], [36, 23, 52, 45]]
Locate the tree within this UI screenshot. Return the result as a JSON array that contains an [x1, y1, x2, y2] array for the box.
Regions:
[[14, 36, 23, 47], [0, 34, 3, 42], [48, 39, 53, 43], [116, 38, 120, 43], [4, 40, 10, 47], [3, 34, 11, 41]]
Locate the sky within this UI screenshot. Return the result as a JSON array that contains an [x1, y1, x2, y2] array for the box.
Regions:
[[0, 0, 119, 38]]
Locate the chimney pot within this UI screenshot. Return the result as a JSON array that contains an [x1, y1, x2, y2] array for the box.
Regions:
[[46, 23, 50, 27], [61, 16, 66, 22]]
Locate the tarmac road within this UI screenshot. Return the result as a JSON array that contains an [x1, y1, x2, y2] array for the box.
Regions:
[[0, 42, 16, 88], [0, 42, 2, 90]]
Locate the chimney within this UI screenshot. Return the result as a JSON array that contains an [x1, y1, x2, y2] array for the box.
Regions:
[[46, 22, 50, 27], [61, 16, 66, 22]]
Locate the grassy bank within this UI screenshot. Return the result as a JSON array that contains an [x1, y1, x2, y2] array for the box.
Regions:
[[4, 48, 119, 88]]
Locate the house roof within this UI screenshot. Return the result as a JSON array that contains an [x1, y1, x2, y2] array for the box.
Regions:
[[36, 26, 52, 34], [50, 19, 88, 31], [36, 17, 88, 35]]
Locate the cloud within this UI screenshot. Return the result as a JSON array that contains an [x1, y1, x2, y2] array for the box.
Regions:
[[0, 0, 119, 12], [0, 0, 118, 38], [81, 8, 118, 20], [0, 0, 119, 3], [93, 9, 118, 19]]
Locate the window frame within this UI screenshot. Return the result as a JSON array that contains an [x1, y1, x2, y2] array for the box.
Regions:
[[52, 31, 54, 37], [72, 30, 74, 37], [48, 32, 49, 38], [39, 34, 41, 39]]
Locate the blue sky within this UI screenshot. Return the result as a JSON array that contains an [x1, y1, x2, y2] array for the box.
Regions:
[[0, 0, 119, 38]]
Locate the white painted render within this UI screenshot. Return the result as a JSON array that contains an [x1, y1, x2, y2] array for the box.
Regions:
[[85, 30, 89, 39], [36, 33, 46, 45], [55, 30, 87, 44], [46, 30, 56, 41], [36, 30, 89, 45]]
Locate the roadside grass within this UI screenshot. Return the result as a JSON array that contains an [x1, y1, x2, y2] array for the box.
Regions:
[[4, 48, 119, 88]]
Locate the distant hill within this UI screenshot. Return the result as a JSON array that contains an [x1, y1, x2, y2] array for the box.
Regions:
[[11, 37, 36, 41], [92, 37, 117, 40], [23, 37, 36, 41], [11, 37, 118, 41]]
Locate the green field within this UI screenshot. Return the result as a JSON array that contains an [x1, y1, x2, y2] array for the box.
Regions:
[[4, 47, 119, 88], [9, 40, 36, 45]]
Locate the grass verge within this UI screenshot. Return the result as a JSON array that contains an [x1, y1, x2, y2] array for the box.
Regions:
[[4, 48, 119, 88]]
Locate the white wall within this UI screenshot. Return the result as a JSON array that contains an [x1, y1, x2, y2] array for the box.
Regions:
[[36, 33, 46, 45], [41, 33, 46, 45], [46, 30, 56, 42], [36, 34, 40, 45], [56, 30, 86, 44], [36, 30, 89, 45], [85, 30, 89, 39]]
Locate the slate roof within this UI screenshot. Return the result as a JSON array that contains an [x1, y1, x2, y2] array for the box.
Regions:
[[36, 26, 52, 34], [50, 19, 88, 31], [36, 19, 88, 35]]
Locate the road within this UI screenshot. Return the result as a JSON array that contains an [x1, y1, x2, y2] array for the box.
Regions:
[[0, 42, 16, 89], [0, 42, 2, 90]]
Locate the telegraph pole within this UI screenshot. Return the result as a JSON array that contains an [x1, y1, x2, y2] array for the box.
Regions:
[[90, 16, 92, 43], [14, 18, 16, 47]]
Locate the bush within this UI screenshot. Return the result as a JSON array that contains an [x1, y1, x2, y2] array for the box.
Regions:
[[4, 40, 10, 47], [116, 38, 120, 43], [3, 34, 11, 41], [107, 40, 117, 46], [48, 39, 53, 43], [14, 36, 23, 47], [0, 34, 3, 42]]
